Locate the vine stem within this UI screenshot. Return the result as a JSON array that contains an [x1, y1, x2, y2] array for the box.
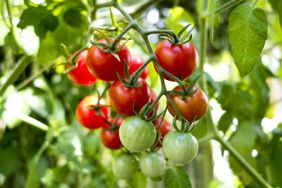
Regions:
[[0, 56, 31, 96], [199, 0, 272, 187]]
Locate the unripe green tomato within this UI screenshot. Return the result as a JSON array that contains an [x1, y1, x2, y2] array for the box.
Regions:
[[162, 131, 198, 165], [119, 116, 156, 152], [112, 154, 138, 179], [139, 152, 166, 178]]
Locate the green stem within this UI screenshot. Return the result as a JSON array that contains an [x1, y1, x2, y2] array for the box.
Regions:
[[110, 23, 133, 50], [215, 135, 272, 188], [6, 111, 49, 131], [128, 56, 153, 84], [16, 61, 55, 90], [5, 0, 22, 51], [199, 0, 272, 187], [0, 56, 31, 96]]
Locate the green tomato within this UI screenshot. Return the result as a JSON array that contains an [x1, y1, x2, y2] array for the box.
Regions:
[[162, 131, 198, 165], [139, 152, 166, 178], [119, 116, 156, 152], [112, 154, 138, 179]]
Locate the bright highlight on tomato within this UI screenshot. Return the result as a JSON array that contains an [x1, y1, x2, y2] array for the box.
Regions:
[[67, 50, 96, 86], [76, 95, 110, 129], [155, 40, 198, 81], [119, 116, 156, 152], [162, 131, 198, 164]]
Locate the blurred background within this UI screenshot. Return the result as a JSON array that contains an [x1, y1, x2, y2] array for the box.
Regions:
[[0, 0, 282, 187]]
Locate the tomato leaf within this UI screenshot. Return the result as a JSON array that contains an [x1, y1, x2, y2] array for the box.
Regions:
[[228, 122, 257, 185], [63, 8, 85, 28], [228, 3, 267, 77], [164, 166, 192, 188], [218, 112, 233, 134]]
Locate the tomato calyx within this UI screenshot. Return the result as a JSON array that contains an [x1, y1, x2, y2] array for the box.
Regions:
[[117, 56, 153, 88], [159, 24, 194, 45], [172, 115, 195, 133]]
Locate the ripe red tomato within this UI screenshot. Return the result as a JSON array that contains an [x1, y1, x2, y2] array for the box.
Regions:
[[167, 85, 208, 122], [100, 129, 122, 150], [86, 39, 131, 81], [76, 95, 110, 129], [108, 78, 151, 116], [128, 56, 149, 79], [155, 118, 173, 138], [154, 40, 198, 81], [67, 50, 96, 86]]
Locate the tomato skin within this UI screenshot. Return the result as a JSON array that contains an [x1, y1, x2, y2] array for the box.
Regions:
[[112, 154, 138, 179], [155, 40, 198, 81], [119, 116, 156, 152], [162, 131, 198, 164], [100, 129, 122, 150], [129, 56, 149, 79], [76, 95, 110, 129], [167, 85, 208, 122], [139, 152, 166, 178], [86, 40, 131, 81], [155, 118, 173, 138], [108, 78, 151, 116], [68, 50, 96, 86]]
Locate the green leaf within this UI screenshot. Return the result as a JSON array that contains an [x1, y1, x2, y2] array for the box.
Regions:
[[0, 147, 21, 176], [165, 7, 195, 32], [63, 8, 85, 28], [164, 166, 192, 188], [218, 112, 233, 134], [228, 4, 267, 77], [228, 122, 257, 185], [17, 6, 58, 38]]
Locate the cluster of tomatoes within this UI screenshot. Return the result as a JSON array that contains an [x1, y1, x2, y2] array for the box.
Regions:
[[67, 38, 208, 179]]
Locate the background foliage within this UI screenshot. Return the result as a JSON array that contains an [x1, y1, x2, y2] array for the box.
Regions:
[[0, 0, 282, 187]]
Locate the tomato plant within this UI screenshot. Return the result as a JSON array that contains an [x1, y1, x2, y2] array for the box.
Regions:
[[108, 78, 151, 116], [86, 39, 131, 81], [129, 56, 149, 79], [168, 85, 208, 122], [112, 154, 138, 179], [1, 0, 279, 187], [76, 95, 110, 129], [162, 131, 198, 165], [139, 152, 166, 178], [67, 50, 96, 86], [154, 40, 198, 81], [155, 118, 173, 139], [119, 116, 156, 152]]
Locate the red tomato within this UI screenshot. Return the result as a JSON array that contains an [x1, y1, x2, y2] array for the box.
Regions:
[[128, 56, 149, 79], [167, 85, 208, 122], [154, 40, 198, 81], [100, 129, 122, 150], [155, 118, 173, 138], [108, 78, 151, 116], [67, 50, 96, 86], [86, 39, 131, 81], [76, 95, 110, 129]]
